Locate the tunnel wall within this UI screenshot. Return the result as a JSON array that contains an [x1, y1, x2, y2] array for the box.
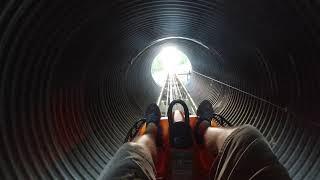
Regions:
[[0, 0, 319, 179]]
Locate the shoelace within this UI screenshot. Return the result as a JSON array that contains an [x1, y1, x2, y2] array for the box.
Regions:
[[212, 113, 233, 127], [124, 118, 146, 143]]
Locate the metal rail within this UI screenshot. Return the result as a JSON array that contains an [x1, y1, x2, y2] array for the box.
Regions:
[[157, 74, 197, 116]]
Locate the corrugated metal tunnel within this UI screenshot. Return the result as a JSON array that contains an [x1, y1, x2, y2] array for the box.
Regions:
[[0, 0, 319, 179]]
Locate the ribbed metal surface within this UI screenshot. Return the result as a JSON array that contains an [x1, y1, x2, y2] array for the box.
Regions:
[[187, 73, 320, 179], [0, 0, 319, 179]]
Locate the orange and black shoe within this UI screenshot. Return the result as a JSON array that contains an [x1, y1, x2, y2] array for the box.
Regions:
[[144, 103, 162, 146], [194, 100, 215, 145], [144, 103, 161, 127], [194, 100, 233, 144], [124, 103, 162, 144]]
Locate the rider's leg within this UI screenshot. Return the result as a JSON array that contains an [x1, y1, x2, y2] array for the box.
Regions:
[[196, 100, 290, 180], [202, 124, 235, 156], [134, 122, 158, 162], [98, 104, 161, 180]]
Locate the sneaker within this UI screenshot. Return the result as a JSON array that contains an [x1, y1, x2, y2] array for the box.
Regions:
[[194, 100, 215, 145], [196, 100, 215, 122], [197, 100, 232, 127], [144, 103, 161, 126], [144, 103, 162, 146]]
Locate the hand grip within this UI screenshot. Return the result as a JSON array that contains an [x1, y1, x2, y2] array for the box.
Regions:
[[167, 99, 190, 127]]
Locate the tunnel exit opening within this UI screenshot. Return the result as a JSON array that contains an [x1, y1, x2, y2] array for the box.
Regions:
[[151, 46, 192, 87], [150, 46, 196, 115]]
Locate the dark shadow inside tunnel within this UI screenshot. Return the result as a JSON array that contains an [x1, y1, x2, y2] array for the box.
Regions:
[[0, 0, 319, 179]]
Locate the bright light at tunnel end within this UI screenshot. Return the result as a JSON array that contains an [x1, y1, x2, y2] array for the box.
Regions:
[[151, 46, 192, 87], [159, 46, 181, 74]]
